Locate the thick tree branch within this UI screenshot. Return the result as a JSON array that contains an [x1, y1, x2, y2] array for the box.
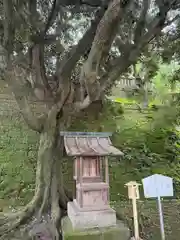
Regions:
[[31, 45, 47, 86], [171, 0, 180, 10], [28, 0, 51, 93], [101, 5, 174, 92], [140, 9, 170, 47], [85, 0, 130, 72], [134, 0, 150, 44], [58, 6, 107, 78], [78, 0, 130, 106], [29, 0, 39, 34], [29, 0, 56, 44], [43, 0, 62, 35], [30, 44, 54, 105], [164, 14, 180, 29], [6, 64, 45, 132], [114, 37, 126, 53], [54, 6, 107, 106]]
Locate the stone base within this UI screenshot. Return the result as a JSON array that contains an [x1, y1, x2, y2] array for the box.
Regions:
[[61, 216, 130, 240], [130, 238, 143, 240], [67, 201, 116, 230]]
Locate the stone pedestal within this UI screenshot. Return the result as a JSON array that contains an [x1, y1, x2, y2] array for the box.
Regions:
[[67, 201, 116, 230], [61, 216, 130, 240]]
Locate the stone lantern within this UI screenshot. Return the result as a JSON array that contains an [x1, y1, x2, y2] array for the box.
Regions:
[[60, 132, 123, 230]]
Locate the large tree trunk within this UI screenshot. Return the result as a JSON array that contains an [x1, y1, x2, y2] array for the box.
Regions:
[[0, 108, 72, 240], [31, 130, 68, 239]]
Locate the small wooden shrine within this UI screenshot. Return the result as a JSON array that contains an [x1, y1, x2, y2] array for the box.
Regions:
[[60, 132, 123, 230]]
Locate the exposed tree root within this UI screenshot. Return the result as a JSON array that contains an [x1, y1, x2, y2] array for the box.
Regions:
[[0, 188, 70, 240], [0, 164, 71, 239], [3, 198, 40, 224], [0, 157, 44, 239], [0, 119, 73, 239], [0, 190, 43, 239], [51, 186, 61, 239]]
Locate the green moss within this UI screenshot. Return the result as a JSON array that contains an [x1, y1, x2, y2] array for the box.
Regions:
[[61, 217, 130, 240]]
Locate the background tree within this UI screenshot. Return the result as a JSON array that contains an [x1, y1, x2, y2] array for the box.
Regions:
[[132, 50, 159, 108], [0, 0, 180, 239]]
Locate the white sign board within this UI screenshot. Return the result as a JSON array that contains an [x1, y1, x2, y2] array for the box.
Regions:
[[142, 174, 173, 198], [142, 174, 173, 240]]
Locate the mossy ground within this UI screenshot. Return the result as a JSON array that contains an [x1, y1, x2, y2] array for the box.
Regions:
[[61, 217, 130, 240], [0, 89, 179, 239], [115, 200, 180, 240]]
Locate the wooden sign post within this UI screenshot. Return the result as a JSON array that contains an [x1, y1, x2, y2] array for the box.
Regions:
[[142, 174, 174, 240], [125, 181, 141, 240]]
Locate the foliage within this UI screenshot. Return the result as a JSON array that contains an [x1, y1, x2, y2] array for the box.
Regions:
[[113, 97, 137, 105], [0, 95, 179, 205], [152, 61, 180, 102], [134, 53, 159, 86], [110, 103, 180, 200], [70, 99, 124, 132]]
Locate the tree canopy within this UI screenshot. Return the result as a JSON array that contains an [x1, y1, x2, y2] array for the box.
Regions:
[[1, 0, 180, 127]]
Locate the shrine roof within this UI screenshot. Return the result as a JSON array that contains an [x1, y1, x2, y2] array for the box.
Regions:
[[60, 132, 123, 156]]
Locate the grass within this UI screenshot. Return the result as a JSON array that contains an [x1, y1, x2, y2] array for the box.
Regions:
[[115, 200, 180, 240], [0, 99, 38, 209]]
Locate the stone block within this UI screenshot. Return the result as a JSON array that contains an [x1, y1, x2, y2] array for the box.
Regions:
[[61, 216, 130, 240], [67, 201, 116, 230]]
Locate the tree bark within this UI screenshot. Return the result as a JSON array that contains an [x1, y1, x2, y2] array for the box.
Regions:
[[0, 108, 71, 239], [30, 107, 70, 239]]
